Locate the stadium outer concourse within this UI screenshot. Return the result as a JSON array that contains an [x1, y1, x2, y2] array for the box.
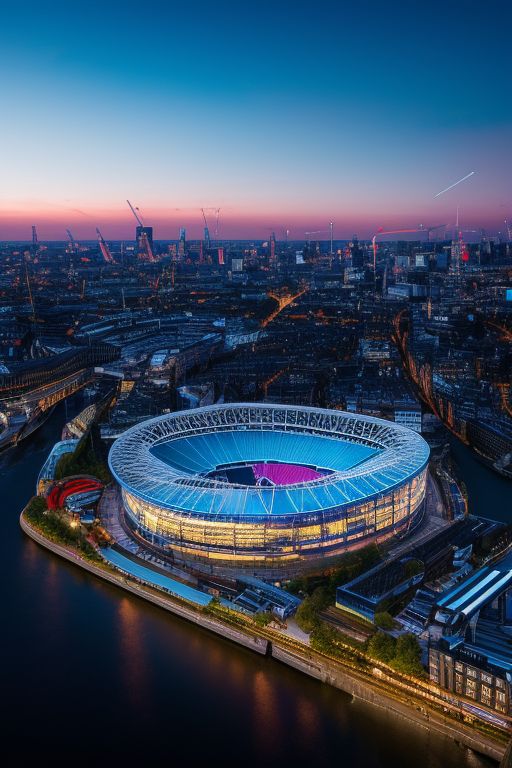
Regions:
[[108, 403, 430, 577]]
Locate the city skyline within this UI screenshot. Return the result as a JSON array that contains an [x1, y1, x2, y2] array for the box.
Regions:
[[4, 2, 512, 763], [2, 0, 511, 239]]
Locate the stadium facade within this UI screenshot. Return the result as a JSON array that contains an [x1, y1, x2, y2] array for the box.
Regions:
[[109, 404, 430, 577]]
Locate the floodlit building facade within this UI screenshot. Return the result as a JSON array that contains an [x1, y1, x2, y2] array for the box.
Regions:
[[109, 404, 430, 577]]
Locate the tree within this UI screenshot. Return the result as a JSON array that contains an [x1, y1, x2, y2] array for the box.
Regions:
[[54, 427, 111, 484], [253, 611, 272, 627], [25, 496, 48, 520], [310, 622, 340, 654], [327, 544, 382, 593], [367, 631, 396, 663], [391, 633, 424, 676], [295, 586, 332, 633], [309, 586, 330, 610], [374, 611, 395, 630], [295, 597, 321, 633]]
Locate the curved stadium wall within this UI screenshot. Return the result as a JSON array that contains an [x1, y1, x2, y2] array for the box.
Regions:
[[108, 404, 430, 577]]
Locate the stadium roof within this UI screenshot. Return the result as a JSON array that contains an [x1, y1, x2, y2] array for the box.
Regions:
[[109, 404, 429, 520]]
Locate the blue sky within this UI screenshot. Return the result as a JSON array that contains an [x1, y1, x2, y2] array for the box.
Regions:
[[1, 0, 510, 238]]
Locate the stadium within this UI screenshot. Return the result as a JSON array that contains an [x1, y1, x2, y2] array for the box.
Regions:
[[108, 404, 430, 577]]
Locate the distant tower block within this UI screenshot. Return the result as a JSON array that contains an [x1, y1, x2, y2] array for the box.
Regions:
[[178, 227, 186, 258], [270, 232, 276, 267], [136, 225, 153, 250], [126, 200, 155, 261]]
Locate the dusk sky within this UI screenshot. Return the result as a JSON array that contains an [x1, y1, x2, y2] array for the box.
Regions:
[[1, 0, 511, 240]]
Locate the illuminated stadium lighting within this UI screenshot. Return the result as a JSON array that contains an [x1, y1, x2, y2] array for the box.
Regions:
[[109, 404, 430, 577]]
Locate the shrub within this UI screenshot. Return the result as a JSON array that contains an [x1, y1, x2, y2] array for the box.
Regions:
[[295, 586, 331, 632], [367, 631, 397, 663], [54, 428, 111, 484], [24, 496, 100, 562], [374, 611, 395, 630], [310, 622, 340, 654], [368, 631, 424, 676], [253, 611, 273, 627], [295, 597, 321, 633], [25, 496, 48, 520], [390, 633, 424, 676], [285, 544, 382, 601]]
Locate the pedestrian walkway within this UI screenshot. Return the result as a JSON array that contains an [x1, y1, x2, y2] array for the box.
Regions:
[[98, 485, 198, 583], [100, 547, 213, 607]]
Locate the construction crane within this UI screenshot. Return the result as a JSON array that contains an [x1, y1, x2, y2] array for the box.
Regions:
[[127, 199, 144, 227], [201, 208, 211, 249], [200, 207, 221, 243], [371, 225, 447, 273], [372, 228, 417, 272], [66, 228, 78, 253], [126, 200, 155, 262], [418, 223, 448, 241], [96, 228, 115, 264], [304, 229, 331, 240], [140, 230, 155, 262], [368, 224, 447, 296], [24, 258, 36, 320]]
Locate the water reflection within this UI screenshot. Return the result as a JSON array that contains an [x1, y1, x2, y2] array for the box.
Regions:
[[117, 596, 150, 709], [20, 536, 41, 575], [252, 669, 280, 750], [296, 695, 321, 741], [39, 558, 64, 614]]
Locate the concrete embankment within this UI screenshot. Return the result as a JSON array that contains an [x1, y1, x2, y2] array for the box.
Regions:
[[20, 512, 507, 763], [271, 644, 505, 763], [20, 514, 268, 656]]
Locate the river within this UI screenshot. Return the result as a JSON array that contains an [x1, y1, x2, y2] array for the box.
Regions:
[[2, 402, 495, 766], [450, 437, 512, 523]]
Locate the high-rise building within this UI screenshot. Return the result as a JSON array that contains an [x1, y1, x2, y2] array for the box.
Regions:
[[136, 226, 153, 251], [178, 227, 186, 258], [350, 236, 364, 269], [269, 232, 276, 268]]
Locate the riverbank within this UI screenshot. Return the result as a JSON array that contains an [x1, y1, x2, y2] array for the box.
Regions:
[[20, 508, 508, 764], [20, 512, 268, 656]]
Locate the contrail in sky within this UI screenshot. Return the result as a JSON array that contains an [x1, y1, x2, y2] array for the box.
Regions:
[[434, 171, 475, 198]]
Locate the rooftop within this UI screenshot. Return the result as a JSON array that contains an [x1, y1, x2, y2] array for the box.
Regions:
[[109, 403, 430, 519]]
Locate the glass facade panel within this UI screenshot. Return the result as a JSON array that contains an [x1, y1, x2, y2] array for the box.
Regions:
[[111, 405, 429, 574]]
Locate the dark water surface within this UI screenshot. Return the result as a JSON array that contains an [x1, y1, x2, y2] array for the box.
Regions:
[[450, 437, 512, 523], [2, 405, 496, 766]]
